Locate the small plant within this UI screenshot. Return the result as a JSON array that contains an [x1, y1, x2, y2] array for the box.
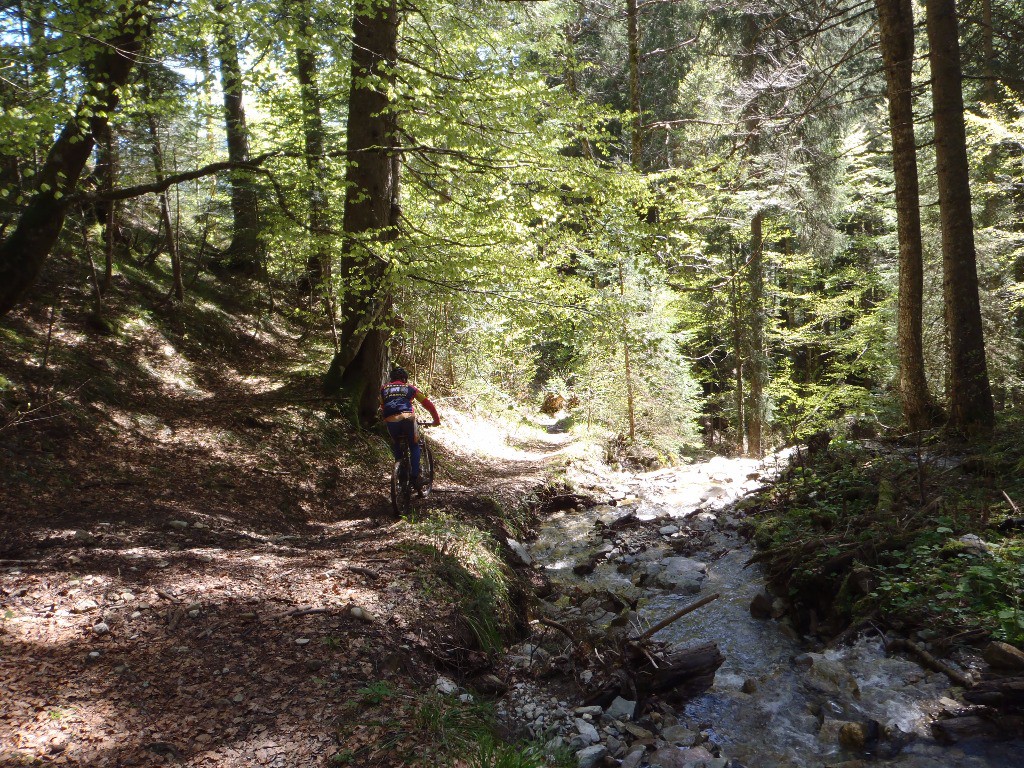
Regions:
[[358, 680, 397, 705]]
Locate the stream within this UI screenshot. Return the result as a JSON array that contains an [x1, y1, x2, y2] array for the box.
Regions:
[[525, 452, 1023, 768]]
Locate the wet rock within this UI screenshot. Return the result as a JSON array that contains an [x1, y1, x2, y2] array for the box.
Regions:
[[575, 744, 608, 768], [648, 745, 713, 768], [983, 641, 1024, 671], [605, 697, 636, 721], [653, 557, 707, 595], [749, 592, 772, 619], [507, 538, 533, 566], [838, 720, 880, 751], [807, 654, 860, 696], [741, 677, 758, 694], [931, 716, 999, 744], [660, 724, 697, 745], [770, 597, 789, 619]]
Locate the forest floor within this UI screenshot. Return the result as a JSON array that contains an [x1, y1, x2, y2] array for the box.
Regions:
[[0, 265, 586, 767]]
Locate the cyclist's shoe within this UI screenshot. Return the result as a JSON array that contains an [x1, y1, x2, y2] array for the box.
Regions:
[[413, 476, 426, 496]]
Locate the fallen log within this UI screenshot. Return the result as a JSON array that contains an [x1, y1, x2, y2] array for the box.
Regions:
[[633, 593, 720, 641], [626, 640, 725, 702], [886, 638, 974, 688], [964, 676, 1024, 707]]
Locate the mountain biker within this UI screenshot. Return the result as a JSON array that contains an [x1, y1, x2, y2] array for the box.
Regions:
[[380, 366, 440, 491]]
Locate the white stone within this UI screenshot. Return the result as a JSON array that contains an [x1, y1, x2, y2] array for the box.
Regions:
[[435, 676, 458, 695]]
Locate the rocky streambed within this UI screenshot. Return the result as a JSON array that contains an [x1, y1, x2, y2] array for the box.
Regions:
[[491, 452, 1024, 768]]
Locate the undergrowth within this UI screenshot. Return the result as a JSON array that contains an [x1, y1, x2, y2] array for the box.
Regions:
[[748, 427, 1024, 646], [404, 510, 519, 654], [334, 681, 572, 767]]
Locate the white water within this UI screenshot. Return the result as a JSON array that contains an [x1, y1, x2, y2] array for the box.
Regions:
[[531, 452, 1023, 768]]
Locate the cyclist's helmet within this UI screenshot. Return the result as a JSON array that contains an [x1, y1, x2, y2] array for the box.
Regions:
[[390, 366, 409, 382]]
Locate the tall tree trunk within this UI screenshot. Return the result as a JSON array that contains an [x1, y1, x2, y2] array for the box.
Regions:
[[747, 211, 765, 457], [0, 0, 152, 316], [742, 14, 766, 457], [625, 0, 643, 167], [980, 0, 996, 103], [876, 0, 943, 430], [214, 0, 262, 274], [619, 260, 637, 441], [295, 1, 331, 315], [324, 0, 401, 424], [144, 101, 184, 301], [925, 0, 995, 436]]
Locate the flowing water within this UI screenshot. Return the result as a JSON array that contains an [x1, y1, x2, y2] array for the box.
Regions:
[[530, 452, 1023, 768]]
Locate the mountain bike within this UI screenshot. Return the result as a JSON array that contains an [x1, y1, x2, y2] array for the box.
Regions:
[[390, 421, 435, 518]]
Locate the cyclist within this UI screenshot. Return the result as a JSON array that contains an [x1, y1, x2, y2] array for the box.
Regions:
[[380, 366, 440, 492]]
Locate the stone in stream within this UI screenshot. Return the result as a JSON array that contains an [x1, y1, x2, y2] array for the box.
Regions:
[[983, 640, 1024, 670], [652, 557, 707, 595], [648, 745, 713, 768], [749, 592, 772, 619], [660, 724, 697, 745], [506, 538, 533, 566]]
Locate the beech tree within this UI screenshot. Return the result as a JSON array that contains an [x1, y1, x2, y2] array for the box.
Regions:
[[0, 0, 154, 316], [324, 0, 401, 423]]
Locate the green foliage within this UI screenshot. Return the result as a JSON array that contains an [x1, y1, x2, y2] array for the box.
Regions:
[[406, 511, 516, 654], [751, 429, 1024, 643]]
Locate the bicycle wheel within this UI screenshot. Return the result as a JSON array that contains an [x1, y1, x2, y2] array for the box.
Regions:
[[421, 440, 435, 494], [390, 441, 413, 517]]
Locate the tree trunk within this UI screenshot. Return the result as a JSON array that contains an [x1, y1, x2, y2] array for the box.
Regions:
[[876, 0, 943, 430], [325, 0, 401, 424], [747, 211, 765, 457], [980, 0, 996, 103], [925, 0, 995, 436], [619, 260, 637, 441], [145, 102, 184, 301], [215, 0, 262, 274], [625, 0, 643, 168], [295, 1, 331, 314], [742, 14, 765, 457], [0, 0, 152, 316]]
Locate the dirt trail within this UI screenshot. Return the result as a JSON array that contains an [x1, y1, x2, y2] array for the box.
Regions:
[[0, 390, 582, 767]]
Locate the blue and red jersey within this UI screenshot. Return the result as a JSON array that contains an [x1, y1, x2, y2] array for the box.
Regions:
[[380, 380, 440, 421]]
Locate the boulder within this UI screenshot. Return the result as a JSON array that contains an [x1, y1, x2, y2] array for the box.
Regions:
[[983, 641, 1024, 671], [653, 557, 707, 595]]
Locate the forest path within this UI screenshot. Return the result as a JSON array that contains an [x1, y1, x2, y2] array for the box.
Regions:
[[0, 397, 582, 768]]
